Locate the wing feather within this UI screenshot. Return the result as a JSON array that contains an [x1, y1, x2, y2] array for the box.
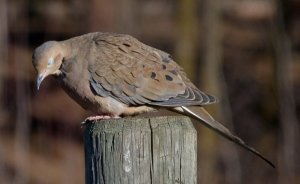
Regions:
[[88, 33, 217, 106]]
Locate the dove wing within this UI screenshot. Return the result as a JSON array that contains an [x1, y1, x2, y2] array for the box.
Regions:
[[88, 33, 217, 106]]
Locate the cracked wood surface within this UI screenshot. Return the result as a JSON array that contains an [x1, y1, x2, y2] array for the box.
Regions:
[[84, 116, 197, 184]]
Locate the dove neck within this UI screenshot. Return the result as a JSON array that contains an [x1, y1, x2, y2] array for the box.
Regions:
[[58, 41, 72, 60]]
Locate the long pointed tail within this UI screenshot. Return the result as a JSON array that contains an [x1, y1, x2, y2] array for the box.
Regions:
[[180, 106, 275, 168]]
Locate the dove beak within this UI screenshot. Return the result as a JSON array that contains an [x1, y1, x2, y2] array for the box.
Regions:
[[36, 73, 47, 90]]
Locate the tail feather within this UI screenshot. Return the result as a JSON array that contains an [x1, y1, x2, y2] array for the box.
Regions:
[[180, 106, 275, 168]]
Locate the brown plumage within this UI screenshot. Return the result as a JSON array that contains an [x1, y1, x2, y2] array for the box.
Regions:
[[32, 32, 274, 167]]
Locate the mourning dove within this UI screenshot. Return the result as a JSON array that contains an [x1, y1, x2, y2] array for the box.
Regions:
[[32, 32, 274, 167]]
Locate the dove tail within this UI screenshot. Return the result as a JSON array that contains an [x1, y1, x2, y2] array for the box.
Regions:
[[180, 106, 275, 168]]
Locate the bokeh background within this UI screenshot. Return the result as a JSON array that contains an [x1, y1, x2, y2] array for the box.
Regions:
[[0, 0, 299, 183]]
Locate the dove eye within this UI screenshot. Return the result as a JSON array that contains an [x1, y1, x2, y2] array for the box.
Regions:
[[47, 57, 54, 67]]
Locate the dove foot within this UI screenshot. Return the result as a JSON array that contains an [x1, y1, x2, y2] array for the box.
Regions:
[[81, 115, 120, 124]]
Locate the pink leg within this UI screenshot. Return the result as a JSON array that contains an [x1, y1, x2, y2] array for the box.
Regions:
[[81, 115, 121, 124]]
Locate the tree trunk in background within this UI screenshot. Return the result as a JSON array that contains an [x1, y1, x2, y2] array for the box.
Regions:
[[117, 0, 136, 35], [0, 0, 8, 181], [0, 2, 8, 123], [200, 0, 220, 183], [201, 0, 241, 183], [0, 0, 8, 125], [89, 0, 117, 32], [12, 1, 31, 184], [273, 1, 299, 183], [176, 0, 197, 81]]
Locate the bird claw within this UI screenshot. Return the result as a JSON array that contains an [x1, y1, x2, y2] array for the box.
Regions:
[[81, 115, 120, 125]]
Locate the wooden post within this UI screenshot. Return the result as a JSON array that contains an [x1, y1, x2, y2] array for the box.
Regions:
[[84, 116, 197, 184]]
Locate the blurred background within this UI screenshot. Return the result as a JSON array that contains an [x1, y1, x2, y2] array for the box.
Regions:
[[0, 0, 299, 183]]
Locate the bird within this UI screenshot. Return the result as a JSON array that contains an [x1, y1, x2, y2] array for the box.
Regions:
[[32, 32, 274, 168]]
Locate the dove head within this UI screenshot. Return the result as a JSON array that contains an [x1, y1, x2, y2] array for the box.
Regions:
[[32, 41, 64, 90]]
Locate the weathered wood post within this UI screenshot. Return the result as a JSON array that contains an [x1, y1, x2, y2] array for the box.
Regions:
[[84, 116, 197, 184]]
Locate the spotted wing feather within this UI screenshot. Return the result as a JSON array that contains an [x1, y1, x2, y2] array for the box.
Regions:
[[88, 33, 217, 106]]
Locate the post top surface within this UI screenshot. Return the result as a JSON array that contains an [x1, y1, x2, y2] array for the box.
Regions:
[[84, 115, 195, 133]]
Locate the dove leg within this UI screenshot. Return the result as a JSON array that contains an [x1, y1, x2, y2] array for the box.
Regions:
[[122, 105, 156, 116], [81, 115, 121, 124]]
